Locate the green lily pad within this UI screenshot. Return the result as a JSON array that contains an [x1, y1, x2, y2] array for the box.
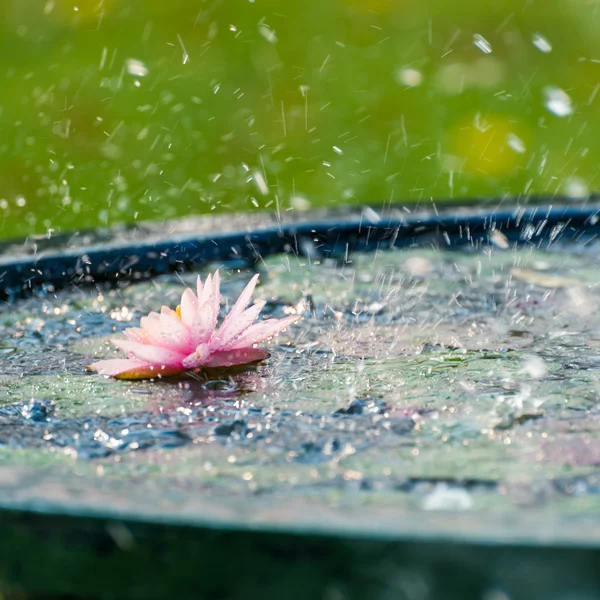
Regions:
[[0, 245, 599, 526]]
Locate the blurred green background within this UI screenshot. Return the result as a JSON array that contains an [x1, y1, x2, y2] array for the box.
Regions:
[[0, 0, 598, 240]]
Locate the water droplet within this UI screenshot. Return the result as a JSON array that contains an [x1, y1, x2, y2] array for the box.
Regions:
[[203, 380, 238, 392], [253, 171, 269, 195], [532, 33, 552, 53], [473, 34, 492, 54], [544, 86, 573, 117], [563, 176, 589, 199], [361, 206, 381, 224], [521, 355, 547, 379], [506, 133, 526, 154], [290, 196, 311, 211], [404, 256, 432, 276], [489, 229, 509, 250], [126, 59, 148, 77], [258, 24, 277, 44], [423, 485, 473, 511], [395, 67, 423, 87]]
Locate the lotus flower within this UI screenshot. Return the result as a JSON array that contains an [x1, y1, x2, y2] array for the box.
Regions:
[[87, 271, 300, 380]]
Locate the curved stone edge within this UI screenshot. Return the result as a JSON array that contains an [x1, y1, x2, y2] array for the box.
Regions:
[[1, 466, 599, 549], [2, 202, 600, 300]]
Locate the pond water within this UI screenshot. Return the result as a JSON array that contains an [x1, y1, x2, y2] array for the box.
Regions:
[[1, 232, 599, 522]]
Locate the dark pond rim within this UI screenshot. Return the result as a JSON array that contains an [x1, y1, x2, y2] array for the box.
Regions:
[[0, 490, 599, 600], [2, 507, 598, 600], [1, 482, 600, 549], [1, 198, 600, 301]]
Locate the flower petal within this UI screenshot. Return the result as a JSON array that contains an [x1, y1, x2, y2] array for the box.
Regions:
[[215, 300, 266, 349], [210, 270, 221, 322], [139, 311, 190, 351], [200, 270, 221, 314], [87, 358, 183, 380], [196, 275, 204, 302], [203, 348, 270, 368], [123, 328, 149, 344], [112, 339, 186, 367], [229, 315, 301, 349], [159, 312, 191, 350], [139, 314, 164, 345], [179, 288, 198, 327], [189, 311, 213, 346], [181, 343, 211, 368], [190, 272, 221, 346], [199, 272, 212, 304], [219, 273, 259, 332], [160, 305, 179, 319]]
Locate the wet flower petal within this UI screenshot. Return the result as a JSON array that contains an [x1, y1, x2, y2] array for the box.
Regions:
[[204, 348, 270, 368], [179, 288, 198, 327], [139, 313, 163, 345], [124, 328, 149, 344], [196, 274, 204, 302], [191, 272, 219, 345], [112, 339, 186, 366], [159, 312, 191, 348], [216, 300, 267, 349], [87, 358, 183, 379], [229, 315, 301, 349], [88, 270, 300, 380], [218, 274, 259, 337], [181, 343, 211, 368]]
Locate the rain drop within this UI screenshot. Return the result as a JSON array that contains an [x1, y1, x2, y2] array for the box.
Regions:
[[126, 59, 149, 77], [473, 34, 492, 54], [563, 176, 589, 199], [258, 24, 277, 44], [532, 33, 552, 53], [395, 67, 423, 87], [544, 86, 573, 117], [506, 133, 526, 154], [253, 171, 269, 195]]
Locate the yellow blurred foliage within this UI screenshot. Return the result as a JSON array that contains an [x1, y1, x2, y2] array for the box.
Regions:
[[452, 114, 528, 178]]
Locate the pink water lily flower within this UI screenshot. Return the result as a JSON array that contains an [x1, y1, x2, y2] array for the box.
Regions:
[[87, 271, 300, 380]]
